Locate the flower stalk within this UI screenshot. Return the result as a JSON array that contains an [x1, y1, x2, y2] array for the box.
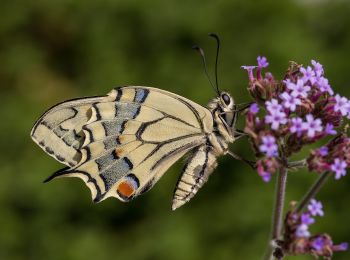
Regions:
[[295, 171, 331, 214]]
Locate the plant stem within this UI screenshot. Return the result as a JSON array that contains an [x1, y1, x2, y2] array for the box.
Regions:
[[295, 171, 331, 214], [264, 163, 288, 260]]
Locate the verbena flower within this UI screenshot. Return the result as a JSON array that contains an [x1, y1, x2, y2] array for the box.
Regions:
[[249, 103, 259, 114], [300, 66, 316, 85], [257, 56, 269, 68], [259, 135, 278, 157], [265, 111, 288, 130], [334, 94, 349, 116], [330, 158, 347, 180], [302, 114, 323, 138], [280, 92, 301, 111], [286, 79, 310, 98], [282, 200, 347, 258], [289, 117, 303, 136], [308, 199, 324, 217]]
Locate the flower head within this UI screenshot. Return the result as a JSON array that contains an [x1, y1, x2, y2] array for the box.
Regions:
[[330, 158, 347, 180], [308, 199, 324, 217]]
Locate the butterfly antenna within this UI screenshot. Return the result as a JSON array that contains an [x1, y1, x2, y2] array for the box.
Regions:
[[192, 45, 218, 95], [208, 33, 221, 94]]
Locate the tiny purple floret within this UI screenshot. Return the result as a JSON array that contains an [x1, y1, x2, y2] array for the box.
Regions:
[[265, 98, 283, 114], [259, 135, 278, 157], [308, 199, 324, 217], [331, 158, 347, 180], [319, 146, 329, 156], [312, 236, 325, 251], [290, 117, 304, 136], [295, 224, 310, 238], [301, 213, 315, 225], [302, 114, 323, 138], [311, 60, 324, 77], [325, 123, 337, 135], [300, 66, 316, 85], [334, 94, 349, 116], [265, 111, 288, 130], [257, 56, 269, 68], [249, 103, 259, 114], [280, 92, 301, 111], [286, 79, 311, 98]]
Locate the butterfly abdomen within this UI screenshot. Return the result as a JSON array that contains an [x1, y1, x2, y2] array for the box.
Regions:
[[172, 145, 217, 210]]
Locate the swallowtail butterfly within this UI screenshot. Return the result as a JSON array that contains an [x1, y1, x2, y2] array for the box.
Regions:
[[30, 35, 249, 210]]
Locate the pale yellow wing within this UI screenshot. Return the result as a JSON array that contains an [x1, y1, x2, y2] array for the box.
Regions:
[[43, 87, 214, 204]]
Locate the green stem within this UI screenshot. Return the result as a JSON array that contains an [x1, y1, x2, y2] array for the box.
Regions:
[[295, 171, 331, 214], [264, 163, 288, 260]]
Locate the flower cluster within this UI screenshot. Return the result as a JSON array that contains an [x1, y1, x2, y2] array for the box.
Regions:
[[308, 132, 350, 179], [281, 200, 348, 259], [242, 57, 350, 181]]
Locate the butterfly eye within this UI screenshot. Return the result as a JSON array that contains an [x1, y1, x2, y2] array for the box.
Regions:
[[221, 93, 231, 106]]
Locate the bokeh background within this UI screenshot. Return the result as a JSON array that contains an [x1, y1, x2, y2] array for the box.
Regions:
[[1, 0, 350, 259]]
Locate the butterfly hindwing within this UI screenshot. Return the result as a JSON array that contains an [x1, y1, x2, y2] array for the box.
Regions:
[[42, 87, 214, 204], [31, 95, 112, 167]]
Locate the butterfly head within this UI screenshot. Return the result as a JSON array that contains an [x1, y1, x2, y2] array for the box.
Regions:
[[219, 91, 235, 111]]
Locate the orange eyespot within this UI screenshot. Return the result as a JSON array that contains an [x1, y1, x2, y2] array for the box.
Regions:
[[117, 181, 135, 198]]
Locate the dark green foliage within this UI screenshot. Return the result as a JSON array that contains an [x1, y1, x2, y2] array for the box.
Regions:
[[0, 0, 349, 259]]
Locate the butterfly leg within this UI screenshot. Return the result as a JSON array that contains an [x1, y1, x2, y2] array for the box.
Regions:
[[227, 150, 256, 170]]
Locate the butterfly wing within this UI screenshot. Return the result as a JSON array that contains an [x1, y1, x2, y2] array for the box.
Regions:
[[31, 95, 114, 167], [41, 87, 214, 204]]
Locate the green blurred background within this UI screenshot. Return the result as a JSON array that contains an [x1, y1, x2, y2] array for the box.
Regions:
[[1, 0, 350, 259]]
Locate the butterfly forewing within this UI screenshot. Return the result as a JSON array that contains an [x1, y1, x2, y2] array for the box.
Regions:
[[34, 87, 214, 205]]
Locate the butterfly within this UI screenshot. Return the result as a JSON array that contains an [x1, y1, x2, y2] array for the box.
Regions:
[[30, 35, 252, 210]]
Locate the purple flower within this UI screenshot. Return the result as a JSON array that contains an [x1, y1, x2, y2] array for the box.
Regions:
[[290, 117, 304, 136], [325, 123, 337, 135], [308, 199, 324, 217], [330, 158, 347, 180], [296, 224, 310, 238], [300, 66, 316, 85], [319, 146, 329, 156], [301, 213, 315, 225], [259, 170, 272, 182], [286, 79, 311, 98], [259, 135, 278, 157], [280, 92, 301, 111], [333, 242, 349, 251], [334, 94, 349, 116], [265, 98, 283, 114], [257, 56, 269, 68], [302, 114, 323, 138], [312, 236, 326, 251], [311, 60, 324, 77], [316, 76, 334, 95], [249, 103, 259, 114], [241, 66, 257, 82], [265, 111, 288, 130]]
